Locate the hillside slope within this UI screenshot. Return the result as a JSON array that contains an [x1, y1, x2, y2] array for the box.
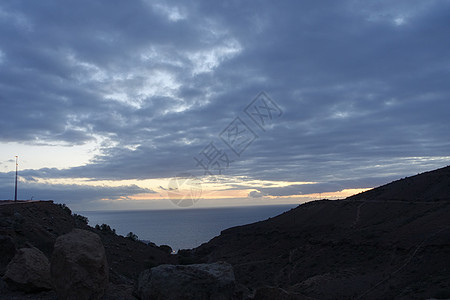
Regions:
[[347, 165, 450, 202], [193, 166, 450, 299], [0, 201, 176, 299]]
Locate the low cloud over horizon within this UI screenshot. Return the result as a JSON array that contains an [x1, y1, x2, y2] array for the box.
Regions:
[[1, 0, 449, 209]]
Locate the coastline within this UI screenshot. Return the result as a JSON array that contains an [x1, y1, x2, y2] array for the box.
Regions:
[[77, 204, 297, 251]]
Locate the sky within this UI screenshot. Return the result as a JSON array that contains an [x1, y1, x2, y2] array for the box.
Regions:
[[0, 0, 449, 211]]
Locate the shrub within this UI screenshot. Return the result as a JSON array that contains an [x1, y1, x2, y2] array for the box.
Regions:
[[126, 232, 138, 241], [159, 245, 173, 254], [73, 213, 88, 225], [95, 223, 116, 235], [57, 203, 72, 215]]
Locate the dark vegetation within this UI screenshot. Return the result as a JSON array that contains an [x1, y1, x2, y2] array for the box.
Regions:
[[95, 223, 116, 235], [126, 231, 139, 241]]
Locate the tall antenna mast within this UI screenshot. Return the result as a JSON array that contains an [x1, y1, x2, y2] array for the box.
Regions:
[[14, 156, 18, 202]]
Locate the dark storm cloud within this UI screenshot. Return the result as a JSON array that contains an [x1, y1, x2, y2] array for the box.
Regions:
[[1, 0, 449, 199]]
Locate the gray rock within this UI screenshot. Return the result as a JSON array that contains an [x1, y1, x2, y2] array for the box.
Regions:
[[0, 235, 16, 276], [51, 229, 109, 300], [3, 247, 52, 292], [134, 261, 236, 300]]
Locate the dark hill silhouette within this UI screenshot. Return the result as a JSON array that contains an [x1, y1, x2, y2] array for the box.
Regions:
[[347, 165, 450, 202], [192, 166, 450, 299]]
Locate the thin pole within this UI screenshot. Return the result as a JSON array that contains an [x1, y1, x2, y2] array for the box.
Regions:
[[14, 156, 18, 202]]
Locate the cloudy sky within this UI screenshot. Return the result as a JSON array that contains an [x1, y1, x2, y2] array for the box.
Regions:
[[0, 0, 449, 210]]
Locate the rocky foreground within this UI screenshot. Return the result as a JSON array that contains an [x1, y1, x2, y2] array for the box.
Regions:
[[0, 201, 178, 299], [1, 166, 450, 299]]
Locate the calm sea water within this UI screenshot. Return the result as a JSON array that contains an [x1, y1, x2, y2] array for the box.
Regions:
[[78, 205, 296, 251]]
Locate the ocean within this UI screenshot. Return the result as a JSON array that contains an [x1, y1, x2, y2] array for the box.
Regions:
[[78, 204, 297, 251]]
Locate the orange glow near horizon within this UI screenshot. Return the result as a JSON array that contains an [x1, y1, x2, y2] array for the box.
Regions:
[[27, 175, 372, 205], [102, 188, 372, 204]]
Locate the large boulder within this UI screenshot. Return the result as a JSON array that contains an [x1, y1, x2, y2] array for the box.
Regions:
[[51, 229, 108, 300], [3, 247, 52, 292], [134, 261, 236, 300], [0, 235, 16, 275]]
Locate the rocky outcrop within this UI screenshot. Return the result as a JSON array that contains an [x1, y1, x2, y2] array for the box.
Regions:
[[0, 235, 16, 275], [134, 261, 236, 300], [3, 247, 52, 292], [51, 229, 108, 300]]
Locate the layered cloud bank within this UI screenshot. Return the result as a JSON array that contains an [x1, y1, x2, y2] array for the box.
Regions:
[[0, 1, 449, 209]]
